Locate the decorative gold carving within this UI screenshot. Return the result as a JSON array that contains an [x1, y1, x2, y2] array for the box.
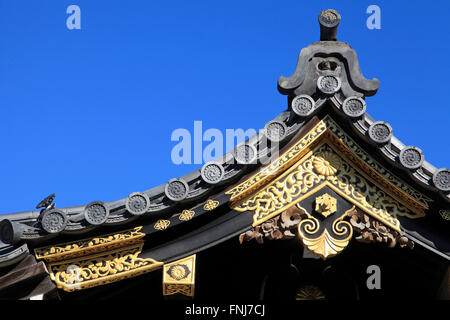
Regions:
[[439, 210, 450, 221], [239, 206, 306, 244], [296, 285, 326, 300], [163, 254, 196, 297], [168, 265, 188, 280], [154, 219, 170, 230], [34, 226, 146, 263], [233, 145, 411, 231], [313, 151, 341, 176], [47, 243, 163, 292], [226, 120, 328, 202], [203, 199, 219, 211], [347, 208, 414, 249], [315, 193, 337, 217], [324, 117, 432, 209], [240, 205, 415, 255], [227, 116, 430, 219], [179, 210, 195, 221], [298, 206, 353, 259], [164, 284, 193, 296]]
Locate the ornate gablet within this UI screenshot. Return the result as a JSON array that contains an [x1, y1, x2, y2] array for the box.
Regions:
[[231, 116, 430, 259]]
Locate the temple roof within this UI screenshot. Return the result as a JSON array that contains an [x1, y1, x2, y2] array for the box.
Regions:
[[0, 9, 449, 270]]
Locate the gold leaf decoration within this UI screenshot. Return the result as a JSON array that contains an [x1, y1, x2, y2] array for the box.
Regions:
[[154, 219, 170, 230], [179, 209, 195, 221], [34, 226, 146, 263], [313, 151, 341, 176], [227, 116, 431, 217], [163, 255, 196, 297], [296, 285, 326, 300], [226, 120, 327, 202], [203, 199, 219, 211], [47, 244, 163, 292], [315, 193, 337, 218], [232, 144, 419, 231]]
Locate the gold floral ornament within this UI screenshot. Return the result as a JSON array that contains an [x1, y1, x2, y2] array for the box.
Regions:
[[232, 145, 409, 231], [163, 255, 196, 297], [179, 210, 195, 221], [313, 151, 341, 176], [203, 199, 219, 211], [154, 219, 170, 230], [315, 193, 337, 218], [296, 285, 325, 300]]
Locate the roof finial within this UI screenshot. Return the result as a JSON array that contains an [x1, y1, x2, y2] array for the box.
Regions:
[[318, 9, 341, 41]]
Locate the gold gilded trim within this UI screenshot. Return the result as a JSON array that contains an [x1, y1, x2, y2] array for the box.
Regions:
[[179, 210, 195, 221], [226, 120, 328, 202], [163, 254, 196, 297], [324, 117, 432, 209], [227, 116, 431, 215], [298, 206, 354, 259], [296, 285, 326, 300], [47, 243, 163, 292], [34, 226, 146, 263], [232, 144, 418, 231]]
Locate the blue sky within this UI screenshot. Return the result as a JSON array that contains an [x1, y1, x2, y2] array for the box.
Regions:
[[0, 0, 449, 214]]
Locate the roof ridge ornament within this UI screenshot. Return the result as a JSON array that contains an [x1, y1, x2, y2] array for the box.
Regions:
[[278, 9, 379, 98], [319, 9, 341, 41]]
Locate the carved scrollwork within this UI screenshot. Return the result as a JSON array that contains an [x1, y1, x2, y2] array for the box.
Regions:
[[233, 144, 416, 231], [239, 206, 306, 244], [40, 209, 68, 234], [84, 201, 109, 225], [47, 244, 163, 292], [324, 117, 432, 208], [315, 193, 337, 217], [399, 146, 424, 170], [165, 179, 189, 201], [126, 192, 150, 216], [347, 208, 414, 249], [313, 151, 341, 176]]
